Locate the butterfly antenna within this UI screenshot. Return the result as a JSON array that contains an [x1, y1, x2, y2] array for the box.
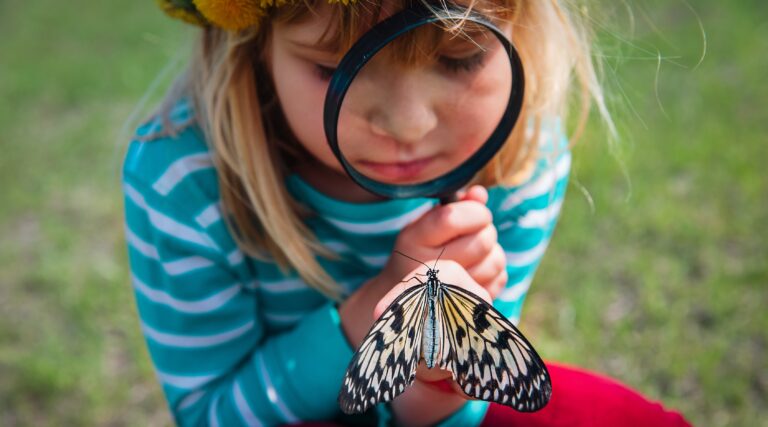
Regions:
[[433, 247, 446, 271], [393, 250, 431, 270]]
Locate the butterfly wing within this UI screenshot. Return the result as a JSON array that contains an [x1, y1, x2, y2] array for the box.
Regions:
[[338, 283, 428, 414], [437, 282, 552, 412]]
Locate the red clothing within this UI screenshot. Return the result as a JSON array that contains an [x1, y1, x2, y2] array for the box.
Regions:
[[481, 363, 692, 427], [294, 362, 692, 426]]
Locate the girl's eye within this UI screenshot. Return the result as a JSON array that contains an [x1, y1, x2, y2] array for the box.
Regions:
[[315, 64, 337, 81], [438, 52, 487, 74]]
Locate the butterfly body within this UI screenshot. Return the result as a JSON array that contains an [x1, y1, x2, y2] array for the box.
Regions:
[[338, 263, 552, 415], [422, 272, 441, 369]]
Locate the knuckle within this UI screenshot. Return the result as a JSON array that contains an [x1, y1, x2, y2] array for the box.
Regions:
[[471, 228, 496, 257], [495, 242, 506, 258]]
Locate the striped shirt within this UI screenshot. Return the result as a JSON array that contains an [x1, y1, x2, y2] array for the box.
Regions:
[[122, 100, 570, 426]]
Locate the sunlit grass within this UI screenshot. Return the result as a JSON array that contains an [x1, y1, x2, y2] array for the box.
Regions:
[[0, 1, 765, 426]]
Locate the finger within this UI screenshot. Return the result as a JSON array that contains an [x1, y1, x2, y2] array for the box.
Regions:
[[465, 243, 507, 292], [461, 185, 488, 204], [438, 223, 498, 269], [407, 201, 493, 247], [483, 267, 509, 300], [451, 381, 476, 399], [432, 260, 493, 303]]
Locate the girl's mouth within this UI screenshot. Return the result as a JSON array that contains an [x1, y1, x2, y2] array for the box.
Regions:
[[356, 156, 436, 183]]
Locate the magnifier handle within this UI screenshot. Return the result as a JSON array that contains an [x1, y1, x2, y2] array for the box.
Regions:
[[439, 193, 460, 205]]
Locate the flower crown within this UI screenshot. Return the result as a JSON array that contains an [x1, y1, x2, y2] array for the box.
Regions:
[[157, 0, 356, 31]]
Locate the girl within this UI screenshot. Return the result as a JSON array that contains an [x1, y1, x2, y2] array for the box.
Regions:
[[124, 0, 692, 425]]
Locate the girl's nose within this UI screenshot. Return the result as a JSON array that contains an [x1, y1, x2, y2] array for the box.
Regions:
[[365, 70, 439, 145]]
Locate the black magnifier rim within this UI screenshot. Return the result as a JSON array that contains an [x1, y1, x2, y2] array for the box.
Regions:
[[323, 1, 525, 200]]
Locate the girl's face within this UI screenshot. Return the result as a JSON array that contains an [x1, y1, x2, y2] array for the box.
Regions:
[[268, 1, 512, 200]]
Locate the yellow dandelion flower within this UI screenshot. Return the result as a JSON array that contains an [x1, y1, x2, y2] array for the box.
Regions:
[[193, 0, 265, 30], [158, 0, 359, 30], [156, 0, 208, 26]]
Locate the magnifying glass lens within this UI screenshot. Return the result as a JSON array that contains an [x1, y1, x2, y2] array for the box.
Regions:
[[324, 3, 524, 200], [337, 25, 511, 187]]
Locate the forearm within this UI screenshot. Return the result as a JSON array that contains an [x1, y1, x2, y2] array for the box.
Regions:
[[170, 302, 353, 426]]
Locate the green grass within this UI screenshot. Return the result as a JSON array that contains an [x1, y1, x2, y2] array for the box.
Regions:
[[0, 1, 765, 426]]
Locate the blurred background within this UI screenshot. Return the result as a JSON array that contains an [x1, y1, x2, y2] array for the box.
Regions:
[[0, 0, 765, 425]]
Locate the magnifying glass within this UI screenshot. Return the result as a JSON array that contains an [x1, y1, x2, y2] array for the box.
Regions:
[[323, 1, 524, 204]]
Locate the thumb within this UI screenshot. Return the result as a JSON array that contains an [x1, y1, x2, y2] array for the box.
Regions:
[[460, 185, 488, 204]]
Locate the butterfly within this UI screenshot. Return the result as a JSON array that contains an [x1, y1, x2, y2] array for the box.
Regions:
[[338, 252, 552, 414]]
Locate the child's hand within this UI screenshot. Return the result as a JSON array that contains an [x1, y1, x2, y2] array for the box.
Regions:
[[339, 185, 506, 349], [386, 185, 507, 299]]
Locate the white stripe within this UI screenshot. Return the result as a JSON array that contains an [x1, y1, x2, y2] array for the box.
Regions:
[[516, 199, 564, 229], [137, 102, 193, 138], [259, 278, 309, 293], [325, 202, 433, 234], [133, 276, 241, 314], [500, 153, 571, 211], [141, 320, 254, 348], [255, 352, 300, 423], [125, 227, 159, 259], [233, 380, 264, 427], [505, 240, 549, 267], [208, 393, 221, 427], [152, 153, 213, 196], [158, 371, 218, 389], [127, 226, 218, 276], [497, 276, 533, 302], [359, 253, 388, 268], [335, 279, 357, 295], [163, 256, 216, 275], [178, 390, 207, 411], [322, 240, 389, 268], [227, 249, 245, 266], [321, 240, 349, 253], [124, 183, 219, 251], [196, 203, 222, 228]]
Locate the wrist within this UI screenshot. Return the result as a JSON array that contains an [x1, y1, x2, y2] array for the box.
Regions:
[[390, 378, 466, 427], [418, 378, 458, 395], [338, 276, 388, 347]]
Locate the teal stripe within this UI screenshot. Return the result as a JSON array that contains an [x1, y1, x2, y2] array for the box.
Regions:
[[494, 295, 526, 320], [159, 166, 220, 201], [131, 277, 245, 316], [148, 354, 244, 382], [259, 293, 327, 314], [499, 227, 547, 250], [136, 297, 258, 336], [506, 262, 537, 285]]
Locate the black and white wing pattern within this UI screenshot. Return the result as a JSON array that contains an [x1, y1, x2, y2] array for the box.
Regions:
[[338, 284, 428, 414], [436, 282, 552, 412]]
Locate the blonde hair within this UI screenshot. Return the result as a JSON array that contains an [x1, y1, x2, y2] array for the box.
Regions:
[[153, 0, 610, 300]]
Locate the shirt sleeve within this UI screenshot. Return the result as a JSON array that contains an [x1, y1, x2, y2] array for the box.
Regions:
[[492, 133, 571, 322], [123, 163, 353, 426]]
